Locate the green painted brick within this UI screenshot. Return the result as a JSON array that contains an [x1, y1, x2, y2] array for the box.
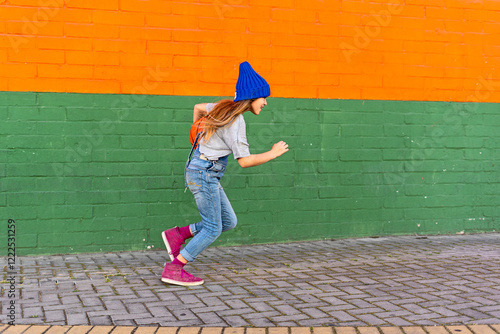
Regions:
[[342, 124, 384, 137], [2, 92, 499, 255], [339, 149, 382, 161]]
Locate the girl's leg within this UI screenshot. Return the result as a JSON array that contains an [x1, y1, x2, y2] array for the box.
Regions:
[[179, 171, 223, 263], [191, 184, 236, 235], [219, 184, 237, 232]]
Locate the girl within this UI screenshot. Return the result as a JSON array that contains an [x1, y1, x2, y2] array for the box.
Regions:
[[161, 61, 289, 286]]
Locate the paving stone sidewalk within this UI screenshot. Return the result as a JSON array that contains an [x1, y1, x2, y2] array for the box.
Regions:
[[2, 325, 500, 334], [1, 233, 500, 327]]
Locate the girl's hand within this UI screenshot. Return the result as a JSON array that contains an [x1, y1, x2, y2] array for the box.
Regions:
[[271, 141, 289, 158]]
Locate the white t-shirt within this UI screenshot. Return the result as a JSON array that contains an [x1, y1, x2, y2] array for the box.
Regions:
[[199, 103, 251, 160]]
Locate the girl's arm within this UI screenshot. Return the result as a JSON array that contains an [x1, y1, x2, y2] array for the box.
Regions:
[[237, 141, 289, 168], [193, 103, 209, 122]]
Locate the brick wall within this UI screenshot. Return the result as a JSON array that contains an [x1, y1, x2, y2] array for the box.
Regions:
[[2, 92, 499, 255], [0, 0, 499, 101]]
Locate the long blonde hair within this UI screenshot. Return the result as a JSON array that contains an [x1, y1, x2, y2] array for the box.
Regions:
[[202, 99, 253, 142]]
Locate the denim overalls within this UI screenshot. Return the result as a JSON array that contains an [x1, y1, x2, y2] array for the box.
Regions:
[[180, 137, 237, 263]]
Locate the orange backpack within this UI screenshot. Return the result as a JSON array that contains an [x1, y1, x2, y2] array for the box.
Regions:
[[189, 116, 206, 149]]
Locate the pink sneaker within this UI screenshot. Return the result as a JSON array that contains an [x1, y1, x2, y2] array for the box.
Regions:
[[161, 263, 204, 286], [162, 227, 185, 261]]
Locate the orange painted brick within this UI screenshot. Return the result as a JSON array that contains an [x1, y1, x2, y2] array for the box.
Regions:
[[245, 5, 275, 20], [101, 39, 146, 53], [146, 14, 197, 29], [299, 73, 338, 86], [149, 41, 198, 56], [36, 36, 92, 51], [8, 77, 56, 92], [66, 51, 120, 66], [317, 48, 341, 62], [405, 65, 444, 77], [259, 71, 292, 85], [0, 6, 39, 20], [362, 87, 415, 100], [8, 49, 65, 64], [288, 84, 318, 98], [6, 20, 64, 36], [145, 27, 172, 41], [272, 59, 320, 73], [426, 53, 464, 67], [121, 79, 174, 95], [316, 60, 349, 74], [426, 7, 463, 20], [249, 46, 297, 60], [200, 69, 237, 84], [94, 65, 146, 80], [172, 30, 223, 43], [248, 20, 294, 34], [172, 2, 219, 16], [318, 11, 344, 25], [384, 75, 424, 89], [249, 0, 294, 8], [406, 0, 444, 5], [174, 55, 226, 70], [52, 8, 93, 23], [119, 26, 147, 40], [0, 49, 7, 63], [93, 10, 145, 26], [0, 62, 37, 78], [294, 48, 320, 61], [484, 0, 500, 10], [64, 23, 120, 39], [0, 34, 33, 51], [38, 64, 93, 79], [483, 22, 500, 34], [222, 32, 271, 45], [466, 9, 500, 22], [66, 0, 119, 10], [4, 0, 42, 5], [120, 0, 172, 13], [343, 74, 383, 88], [199, 43, 246, 58], [198, 17, 246, 32], [271, 8, 316, 22], [64, 78, 120, 93], [404, 40, 445, 53], [445, 20, 483, 33], [270, 34, 317, 48], [445, 0, 482, 9], [307, 22, 338, 36], [120, 53, 170, 67], [212, 4, 248, 20]]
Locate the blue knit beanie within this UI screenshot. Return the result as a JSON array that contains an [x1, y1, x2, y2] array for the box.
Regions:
[[234, 61, 271, 102]]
